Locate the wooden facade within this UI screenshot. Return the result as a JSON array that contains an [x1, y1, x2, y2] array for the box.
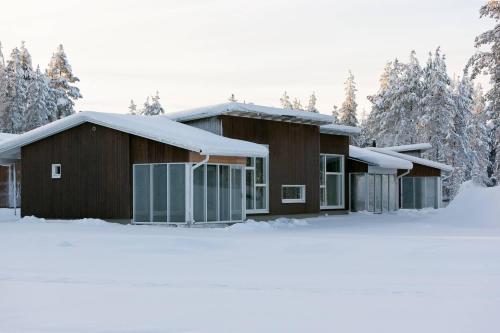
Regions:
[[221, 115, 323, 215], [398, 163, 441, 177], [20, 122, 241, 219]]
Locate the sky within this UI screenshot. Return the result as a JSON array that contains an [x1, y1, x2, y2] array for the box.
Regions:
[[0, 0, 493, 117]]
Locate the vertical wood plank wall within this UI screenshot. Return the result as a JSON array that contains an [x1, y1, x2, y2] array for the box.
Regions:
[[220, 116, 321, 215]]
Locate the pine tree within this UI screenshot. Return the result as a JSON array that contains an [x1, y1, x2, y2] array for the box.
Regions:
[[141, 92, 165, 116], [339, 70, 358, 127], [292, 98, 303, 110], [470, 0, 500, 183], [2, 47, 28, 133], [331, 105, 339, 123], [25, 66, 55, 131], [0, 42, 7, 131], [280, 91, 292, 109], [307, 92, 318, 113], [46, 44, 82, 120], [470, 83, 492, 185], [128, 99, 138, 115], [228, 93, 237, 102]]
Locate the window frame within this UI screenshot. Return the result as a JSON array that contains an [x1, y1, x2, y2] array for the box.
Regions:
[[281, 185, 306, 203], [245, 151, 269, 214], [320, 154, 345, 210], [51, 164, 62, 179]]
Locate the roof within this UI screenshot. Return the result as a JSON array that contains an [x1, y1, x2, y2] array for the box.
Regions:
[[382, 143, 432, 153], [320, 124, 361, 136], [349, 146, 413, 170], [0, 111, 268, 160], [166, 102, 335, 125], [368, 147, 453, 172], [0, 133, 18, 142]]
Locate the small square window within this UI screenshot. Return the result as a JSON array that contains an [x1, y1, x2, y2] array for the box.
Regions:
[[281, 185, 306, 203], [52, 164, 61, 179]]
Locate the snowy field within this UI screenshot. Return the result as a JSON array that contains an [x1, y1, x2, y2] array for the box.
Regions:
[[1, 183, 499, 333]]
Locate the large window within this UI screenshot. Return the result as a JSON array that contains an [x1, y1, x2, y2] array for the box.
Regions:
[[401, 177, 440, 209], [350, 173, 398, 213], [320, 154, 344, 209], [133, 163, 244, 224], [246, 156, 268, 213]]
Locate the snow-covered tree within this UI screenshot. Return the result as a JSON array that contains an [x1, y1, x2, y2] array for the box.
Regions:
[[339, 70, 358, 127], [469, 0, 500, 183], [46, 44, 81, 120], [280, 91, 292, 109], [331, 105, 339, 123], [228, 93, 237, 102], [307, 92, 318, 113], [128, 99, 138, 115], [141, 92, 165, 116], [292, 98, 303, 110], [25, 66, 56, 131]]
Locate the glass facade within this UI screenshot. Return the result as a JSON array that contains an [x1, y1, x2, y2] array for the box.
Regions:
[[320, 154, 344, 209], [350, 173, 398, 213], [246, 155, 268, 213], [401, 177, 440, 209]]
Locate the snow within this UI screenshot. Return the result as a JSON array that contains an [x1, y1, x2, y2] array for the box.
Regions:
[[349, 145, 413, 169], [0, 132, 17, 141], [320, 123, 361, 136], [0, 111, 268, 159], [369, 147, 453, 172], [1, 183, 498, 332], [166, 102, 335, 125], [382, 142, 432, 152]]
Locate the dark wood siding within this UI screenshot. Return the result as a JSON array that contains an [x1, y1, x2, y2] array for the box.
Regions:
[[221, 116, 320, 215], [320, 134, 350, 211], [21, 123, 194, 219], [399, 163, 441, 177], [347, 159, 369, 173]]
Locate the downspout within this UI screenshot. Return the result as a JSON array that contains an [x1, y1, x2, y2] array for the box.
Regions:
[[397, 169, 411, 209], [189, 154, 210, 227]]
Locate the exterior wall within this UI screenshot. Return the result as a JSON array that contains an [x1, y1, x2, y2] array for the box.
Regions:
[[320, 133, 350, 211], [220, 115, 320, 215], [184, 117, 222, 135], [347, 159, 369, 173], [0, 163, 20, 208], [398, 163, 441, 177], [21, 123, 194, 219]]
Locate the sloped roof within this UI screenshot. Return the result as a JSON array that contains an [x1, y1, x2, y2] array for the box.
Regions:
[[383, 143, 432, 152], [0, 133, 18, 142], [166, 102, 335, 125], [320, 124, 361, 136], [0, 111, 268, 160], [368, 147, 453, 172], [349, 146, 413, 170]]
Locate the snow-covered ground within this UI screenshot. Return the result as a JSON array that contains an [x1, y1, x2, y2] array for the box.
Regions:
[[1, 182, 499, 333]]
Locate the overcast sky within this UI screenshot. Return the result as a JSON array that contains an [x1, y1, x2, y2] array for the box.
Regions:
[[0, 0, 493, 116]]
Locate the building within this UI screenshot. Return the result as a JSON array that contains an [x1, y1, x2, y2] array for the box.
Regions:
[[0, 102, 452, 223], [0, 133, 20, 208]]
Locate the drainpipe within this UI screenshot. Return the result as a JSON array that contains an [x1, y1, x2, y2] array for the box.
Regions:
[[397, 169, 411, 209], [189, 154, 210, 227]]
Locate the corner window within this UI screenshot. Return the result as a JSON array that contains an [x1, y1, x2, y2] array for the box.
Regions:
[[246, 154, 268, 213], [51, 164, 61, 179], [282, 185, 306, 203], [320, 154, 344, 209]]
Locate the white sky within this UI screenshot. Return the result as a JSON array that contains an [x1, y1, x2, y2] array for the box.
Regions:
[[0, 0, 493, 116]]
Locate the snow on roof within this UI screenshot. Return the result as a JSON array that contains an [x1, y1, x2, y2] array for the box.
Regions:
[[320, 124, 361, 136], [0, 133, 18, 142], [382, 143, 432, 152], [368, 147, 453, 172], [349, 146, 413, 170], [0, 111, 268, 160], [166, 102, 335, 125]]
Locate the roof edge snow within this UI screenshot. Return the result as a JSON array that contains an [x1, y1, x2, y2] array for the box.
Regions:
[[368, 147, 453, 172], [382, 143, 432, 152], [349, 146, 413, 170], [320, 124, 361, 136]]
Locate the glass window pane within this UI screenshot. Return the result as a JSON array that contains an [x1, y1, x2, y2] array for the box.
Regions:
[[255, 157, 265, 184], [374, 175, 382, 213], [193, 165, 205, 222], [382, 175, 389, 212], [402, 177, 414, 209], [231, 167, 243, 221], [134, 165, 151, 222], [246, 169, 255, 210], [169, 164, 186, 222], [246, 157, 253, 167], [256, 186, 266, 210], [320, 156, 325, 185], [368, 175, 375, 212], [351, 174, 366, 212], [282, 186, 303, 200], [388, 175, 396, 211], [219, 166, 230, 221], [326, 174, 341, 206], [320, 187, 326, 207], [326, 156, 341, 173], [425, 177, 437, 208], [152, 164, 168, 222], [415, 177, 424, 209], [207, 165, 218, 221]]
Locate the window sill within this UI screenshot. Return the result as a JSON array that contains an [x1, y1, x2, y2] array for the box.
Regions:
[[246, 209, 269, 214]]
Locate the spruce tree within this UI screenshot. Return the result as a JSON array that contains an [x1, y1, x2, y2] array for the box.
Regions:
[[292, 98, 303, 110], [26, 66, 55, 131], [307, 92, 318, 113], [2, 47, 27, 133], [331, 105, 339, 123], [228, 93, 237, 102], [46, 44, 82, 119], [339, 70, 358, 127], [280, 91, 292, 109], [128, 99, 138, 115], [470, 0, 500, 183]]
